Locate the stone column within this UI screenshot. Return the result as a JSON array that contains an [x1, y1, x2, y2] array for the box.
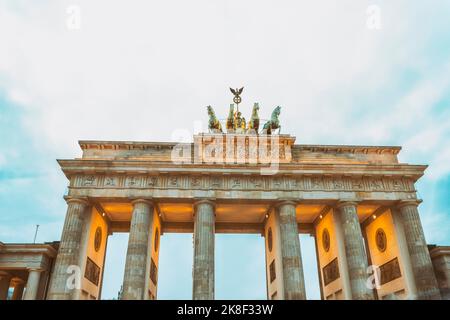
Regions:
[[11, 278, 25, 300], [0, 272, 11, 300], [47, 196, 90, 300], [336, 201, 374, 300], [397, 200, 441, 299], [121, 199, 154, 300], [192, 200, 215, 300], [23, 269, 42, 300], [276, 201, 306, 300]]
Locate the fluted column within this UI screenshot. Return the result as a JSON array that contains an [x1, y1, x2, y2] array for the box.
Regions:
[[0, 272, 11, 300], [122, 199, 154, 300], [336, 201, 374, 300], [23, 269, 42, 300], [276, 201, 306, 300], [397, 200, 441, 299], [47, 196, 90, 300], [11, 278, 25, 300], [192, 200, 215, 300]]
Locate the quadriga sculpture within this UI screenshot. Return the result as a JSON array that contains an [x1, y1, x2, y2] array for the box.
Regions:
[[261, 106, 281, 135]]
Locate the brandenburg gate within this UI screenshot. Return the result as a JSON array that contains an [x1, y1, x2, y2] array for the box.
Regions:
[[43, 137, 442, 300], [38, 97, 444, 300]]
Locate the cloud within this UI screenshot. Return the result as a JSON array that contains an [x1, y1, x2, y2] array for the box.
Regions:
[[3, 1, 441, 152], [1, 1, 449, 299], [0, 153, 7, 169]]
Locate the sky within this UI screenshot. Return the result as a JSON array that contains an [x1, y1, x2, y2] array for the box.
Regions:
[[0, 0, 449, 300]]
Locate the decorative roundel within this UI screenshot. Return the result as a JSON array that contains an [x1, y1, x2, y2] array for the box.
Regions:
[[267, 228, 273, 252], [94, 226, 102, 252], [154, 227, 160, 252], [322, 228, 330, 252], [375, 228, 387, 252]]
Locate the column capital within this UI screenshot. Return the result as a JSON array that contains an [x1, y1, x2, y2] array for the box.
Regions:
[[193, 198, 216, 209], [193, 199, 216, 218], [397, 199, 422, 209], [275, 199, 298, 208], [336, 200, 359, 209], [130, 198, 155, 207], [64, 196, 90, 206], [27, 268, 44, 273]]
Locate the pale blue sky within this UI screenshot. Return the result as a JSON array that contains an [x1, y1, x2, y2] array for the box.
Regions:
[[0, 1, 449, 299]]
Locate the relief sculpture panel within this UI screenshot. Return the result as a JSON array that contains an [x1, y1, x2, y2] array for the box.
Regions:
[[73, 174, 414, 194]]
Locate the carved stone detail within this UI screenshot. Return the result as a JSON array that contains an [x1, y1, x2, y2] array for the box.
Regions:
[[73, 174, 415, 193]]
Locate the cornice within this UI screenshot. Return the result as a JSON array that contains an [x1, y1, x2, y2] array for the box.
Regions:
[[293, 144, 401, 155], [57, 159, 427, 180], [0, 244, 58, 257], [78, 139, 401, 155], [79, 140, 180, 150]]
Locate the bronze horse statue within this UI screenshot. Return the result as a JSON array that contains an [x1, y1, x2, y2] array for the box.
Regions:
[[247, 103, 260, 134], [207, 105, 223, 133], [261, 106, 281, 134]]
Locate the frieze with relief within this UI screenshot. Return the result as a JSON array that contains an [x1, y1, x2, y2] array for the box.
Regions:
[[72, 174, 415, 193]]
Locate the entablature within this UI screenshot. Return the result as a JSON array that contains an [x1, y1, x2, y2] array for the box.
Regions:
[[58, 159, 427, 182]]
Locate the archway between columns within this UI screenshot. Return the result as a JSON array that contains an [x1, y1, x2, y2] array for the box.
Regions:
[[157, 233, 193, 299], [216, 234, 266, 299], [101, 233, 128, 299], [299, 234, 321, 300]]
